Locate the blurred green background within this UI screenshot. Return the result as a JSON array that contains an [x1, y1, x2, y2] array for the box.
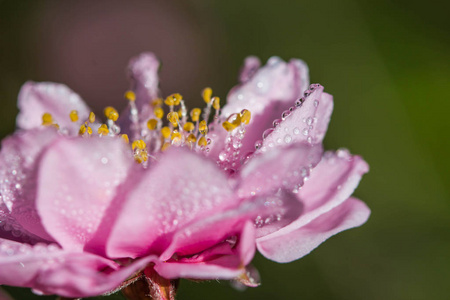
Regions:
[[1, 0, 449, 299]]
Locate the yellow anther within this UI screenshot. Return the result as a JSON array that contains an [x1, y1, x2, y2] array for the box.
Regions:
[[51, 123, 60, 130], [183, 122, 195, 132], [198, 136, 208, 147], [202, 87, 213, 103], [161, 142, 171, 152], [152, 98, 163, 107], [69, 110, 79, 122], [187, 133, 197, 144], [161, 126, 171, 139], [98, 124, 109, 136], [240, 109, 251, 124], [104, 106, 119, 122], [79, 124, 87, 135], [177, 109, 183, 119], [199, 120, 208, 135], [212, 97, 220, 110], [164, 93, 182, 106], [42, 113, 53, 126], [167, 112, 179, 126], [141, 151, 148, 162], [121, 134, 129, 144], [154, 107, 164, 119], [132, 139, 146, 150], [222, 121, 236, 132], [222, 113, 242, 132], [171, 130, 182, 141], [124, 90, 136, 102], [147, 119, 158, 130], [190, 108, 201, 122], [79, 124, 92, 135], [89, 112, 96, 123]]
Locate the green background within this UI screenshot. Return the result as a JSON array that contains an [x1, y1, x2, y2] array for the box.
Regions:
[[1, 0, 449, 299]]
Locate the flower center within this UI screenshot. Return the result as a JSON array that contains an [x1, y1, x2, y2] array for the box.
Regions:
[[40, 88, 252, 167]]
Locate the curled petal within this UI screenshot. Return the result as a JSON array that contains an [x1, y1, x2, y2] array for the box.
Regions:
[[258, 84, 333, 151], [256, 197, 370, 263], [107, 148, 238, 258], [218, 57, 309, 158], [17, 82, 91, 135], [155, 221, 255, 280], [36, 136, 134, 252]]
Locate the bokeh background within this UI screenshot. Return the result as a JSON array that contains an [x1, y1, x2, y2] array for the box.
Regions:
[[1, 0, 449, 299]]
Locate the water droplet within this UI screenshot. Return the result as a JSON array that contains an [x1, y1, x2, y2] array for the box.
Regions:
[[281, 110, 291, 120], [306, 117, 313, 125], [219, 151, 227, 161], [276, 138, 282, 144], [293, 127, 300, 135], [302, 128, 309, 136], [101, 157, 108, 164], [314, 100, 319, 107], [255, 140, 263, 150], [284, 134, 292, 144], [295, 99, 303, 107], [273, 119, 282, 127], [262, 128, 274, 139]]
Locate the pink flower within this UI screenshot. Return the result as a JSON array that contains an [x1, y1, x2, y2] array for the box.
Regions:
[[0, 53, 369, 299]]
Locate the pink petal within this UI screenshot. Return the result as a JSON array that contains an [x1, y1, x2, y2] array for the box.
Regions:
[[219, 57, 309, 158], [154, 221, 255, 280], [0, 238, 154, 298], [16, 82, 91, 135], [0, 128, 59, 242], [260, 150, 369, 243], [258, 84, 333, 152], [118, 52, 161, 138], [256, 197, 370, 263], [107, 148, 238, 258], [127, 52, 160, 108], [238, 143, 323, 198], [36, 136, 134, 252], [238, 56, 261, 83]]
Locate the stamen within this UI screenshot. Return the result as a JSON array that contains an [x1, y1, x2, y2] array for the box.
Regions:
[[69, 110, 79, 122], [183, 122, 195, 132], [240, 109, 252, 124], [190, 108, 201, 122], [199, 120, 208, 135], [152, 98, 163, 107], [147, 119, 158, 131], [167, 112, 179, 127], [42, 113, 53, 126], [89, 112, 96, 123], [104, 106, 119, 122], [79, 124, 93, 136], [124, 90, 136, 102], [132, 139, 146, 151], [121, 134, 130, 144], [161, 126, 171, 139], [212, 97, 220, 110], [98, 124, 109, 136], [154, 107, 164, 119], [222, 113, 241, 132], [198, 136, 208, 147], [202, 87, 213, 104]]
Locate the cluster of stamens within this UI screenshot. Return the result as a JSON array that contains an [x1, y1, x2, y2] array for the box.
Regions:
[[41, 87, 252, 167]]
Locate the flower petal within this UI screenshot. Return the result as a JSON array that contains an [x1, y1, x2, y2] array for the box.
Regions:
[[219, 57, 309, 158], [259, 150, 369, 245], [36, 136, 134, 252], [16, 82, 91, 135], [256, 197, 370, 263], [118, 52, 161, 138], [0, 128, 58, 242], [258, 84, 333, 152], [0, 238, 155, 298], [127, 52, 160, 108], [107, 148, 238, 258], [238, 143, 323, 198], [154, 221, 255, 280]]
